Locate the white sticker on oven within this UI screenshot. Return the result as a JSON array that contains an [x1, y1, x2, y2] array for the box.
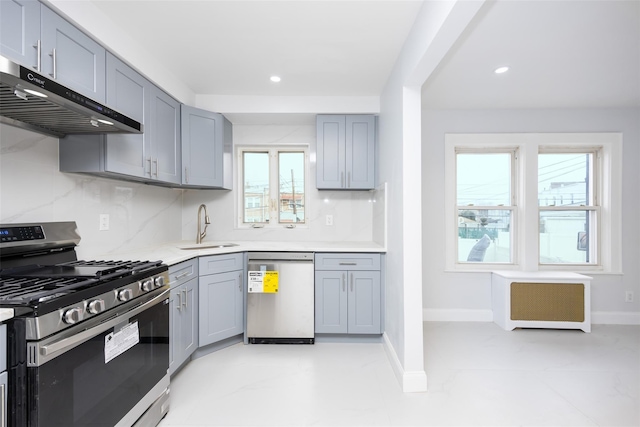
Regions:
[[104, 321, 139, 363]]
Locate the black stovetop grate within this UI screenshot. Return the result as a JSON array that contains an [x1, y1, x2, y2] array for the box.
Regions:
[[0, 259, 163, 305]]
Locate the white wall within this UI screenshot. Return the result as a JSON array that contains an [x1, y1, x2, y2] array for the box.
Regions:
[[180, 124, 380, 244], [0, 124, 183, 260], [421, 108, 640, 324], [377, 0, 486, 392]]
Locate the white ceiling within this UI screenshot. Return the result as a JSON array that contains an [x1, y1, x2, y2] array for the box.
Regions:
[[87, 0, 639, 111], [422, 0, 640, 109]]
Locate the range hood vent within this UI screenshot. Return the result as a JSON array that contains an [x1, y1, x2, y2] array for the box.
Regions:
[[0, 56, 142, 138]]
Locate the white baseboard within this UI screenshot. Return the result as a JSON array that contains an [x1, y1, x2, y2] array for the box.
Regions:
[[423, 308, 640, 325], [381, 332, 427, 392], [591, 311, 640, 325], [423, 308, 493, 322]]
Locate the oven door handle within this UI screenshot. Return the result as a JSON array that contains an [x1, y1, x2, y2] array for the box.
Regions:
[[35, 289, 169, 365]]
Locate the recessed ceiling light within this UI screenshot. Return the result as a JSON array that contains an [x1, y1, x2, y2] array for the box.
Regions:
[[494, 66, 510, 74], [270, 76, 281, 83]]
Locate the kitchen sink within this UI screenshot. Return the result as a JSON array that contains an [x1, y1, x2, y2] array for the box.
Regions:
[[179, 243, 239, 250]]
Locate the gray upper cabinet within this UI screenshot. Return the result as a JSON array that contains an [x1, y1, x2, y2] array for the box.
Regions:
[[60, 54, 182, 186], [181, 105, 233, 189], [1, 2, 106, 102], [103, 52, 149, 178], [0, 0, 40, 67], [149, 87, 181, 184], [316, 115, 376, 190]]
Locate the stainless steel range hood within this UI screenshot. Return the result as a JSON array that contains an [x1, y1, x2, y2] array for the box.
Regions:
[[0, 55, 142, 138]]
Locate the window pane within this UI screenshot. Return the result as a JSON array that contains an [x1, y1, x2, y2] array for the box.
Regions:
[[538, 153, 592, 206], [458, 209, 511, 262], [457, 153, 511, 206], [540, 210, 594, 264], [243, 152, 269, 223], [278, 152, 305, 223]]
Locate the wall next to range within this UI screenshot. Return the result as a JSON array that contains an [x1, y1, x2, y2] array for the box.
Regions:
[[0, 124, 183, 260]]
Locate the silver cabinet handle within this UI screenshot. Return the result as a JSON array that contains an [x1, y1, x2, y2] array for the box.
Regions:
[[350, 273, 354, 292], [174, 271, 190, 280], [184, 166, 189, 184], [342, 273, 346, 292], [341, 171, 344, 188], [339, 262, 357, 266], [182, 288, 187, 309], [176, 290, 182, 311], [146, 157, 152, 178], [348, 172, 351, 188], [238, 273, 242, 291], [49, 48, 56, 79], [33, 40, 41, 72], [153, 159, 158, 178]]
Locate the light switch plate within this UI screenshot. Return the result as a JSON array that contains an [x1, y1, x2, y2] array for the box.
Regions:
[[325, 215, 333, 226], [99, 214, 110, 231]]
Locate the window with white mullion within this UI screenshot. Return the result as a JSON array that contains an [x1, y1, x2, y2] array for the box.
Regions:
[[538, 150, 599, 265], [455, 151, 515, 264]]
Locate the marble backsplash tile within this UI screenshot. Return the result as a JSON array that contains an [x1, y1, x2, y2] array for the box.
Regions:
[[1, 123, 383, 258]]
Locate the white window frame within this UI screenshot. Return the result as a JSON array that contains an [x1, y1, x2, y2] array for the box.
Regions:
[[236, 145, 310, 229], [445, 133, 622, 273]]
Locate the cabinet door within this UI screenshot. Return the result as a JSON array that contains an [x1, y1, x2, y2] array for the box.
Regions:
[[314, 271, 348, 333], [168, 285, 181, 375], [347, 271, 381, 334], [0, 371, 6, 427], [181, 278, 199, 361], [104, 53, 149, 178], [40, 6, 106, 102], [199, 270, 244, 347], [316, 115, 346, 189], [345, 115, 376, 189], [181, 106, 223, 187], [0, 0, 40, 69], [150, 87, 181, 184]]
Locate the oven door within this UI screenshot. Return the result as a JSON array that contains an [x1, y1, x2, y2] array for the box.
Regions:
[[26, 289, 170, 427]]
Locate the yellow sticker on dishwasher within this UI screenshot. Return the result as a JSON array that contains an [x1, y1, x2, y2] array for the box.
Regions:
[[248, 271, 279, 293], [263, 271, 279, 293]]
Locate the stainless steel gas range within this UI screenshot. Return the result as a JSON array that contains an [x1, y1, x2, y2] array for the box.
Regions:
[[0, 222, 170, 427]]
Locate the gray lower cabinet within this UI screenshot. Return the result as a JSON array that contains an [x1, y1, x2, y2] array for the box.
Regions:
[[1, 324, 6, 427], [1, 2, 106, 102], [181, 105, 233, 189], [59, 53, 182, 186], [198, 254, 244, 347], [314, 253, 382, 334], [316, 115, 376, 190], [168, 259, 198, 375]]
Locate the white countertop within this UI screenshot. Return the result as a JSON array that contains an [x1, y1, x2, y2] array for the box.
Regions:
[[0, 308, 14, 322], [97, 240, 386, 266]]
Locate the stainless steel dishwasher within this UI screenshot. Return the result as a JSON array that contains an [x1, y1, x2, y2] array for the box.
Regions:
[[246, 252, 315, 344]]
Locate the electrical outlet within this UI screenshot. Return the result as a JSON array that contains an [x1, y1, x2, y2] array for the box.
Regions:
[[625, 291, 634, 303], [99, 214, 110, 231], [325, 215, 333, 226]]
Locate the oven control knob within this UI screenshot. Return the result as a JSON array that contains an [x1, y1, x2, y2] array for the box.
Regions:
[[118, 288, 134, 302], [88, 299, 105, 314], [154, 276, 165, 288], [62, 307, 83, 324], [140, 279, 154, 292]]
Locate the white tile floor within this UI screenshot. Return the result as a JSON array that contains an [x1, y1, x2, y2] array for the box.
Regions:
[[157, 323, 640, 426]]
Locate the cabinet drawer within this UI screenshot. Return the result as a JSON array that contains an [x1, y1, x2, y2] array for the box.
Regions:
[[168, 259, 199, 288], [199, 253, 244, 275], [314, 253, 381, 271]]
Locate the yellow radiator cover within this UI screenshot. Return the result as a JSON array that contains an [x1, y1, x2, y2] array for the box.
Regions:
[[510, 282, 585, 322]]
